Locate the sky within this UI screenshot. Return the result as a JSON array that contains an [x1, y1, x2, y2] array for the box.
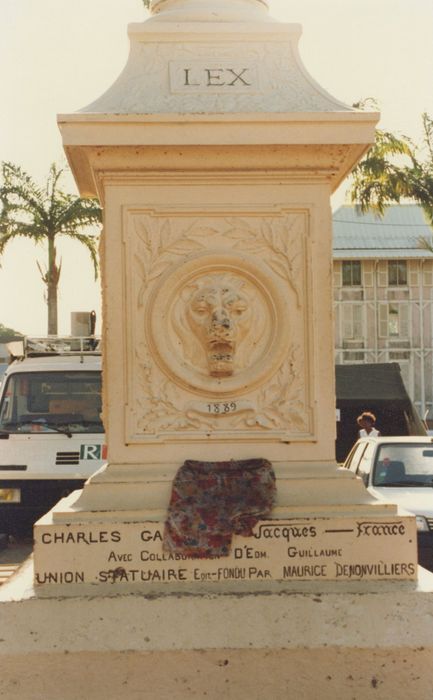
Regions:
[[1, 0, 433, 336]]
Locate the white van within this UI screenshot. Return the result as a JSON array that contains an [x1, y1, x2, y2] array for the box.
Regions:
[[0, 337, 106, 536]]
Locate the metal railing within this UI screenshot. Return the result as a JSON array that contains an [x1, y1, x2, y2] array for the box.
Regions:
[[7, 336, 101, 358]]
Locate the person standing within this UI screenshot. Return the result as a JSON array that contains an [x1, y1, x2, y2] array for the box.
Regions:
[[357, 411, 380, 437]]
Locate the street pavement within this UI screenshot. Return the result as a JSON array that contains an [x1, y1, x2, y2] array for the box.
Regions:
[[0, 538, 33, 585]]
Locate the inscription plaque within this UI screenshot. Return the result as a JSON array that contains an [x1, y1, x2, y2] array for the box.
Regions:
[[33, 516, 418, 587], [169, 61, 261, 93]]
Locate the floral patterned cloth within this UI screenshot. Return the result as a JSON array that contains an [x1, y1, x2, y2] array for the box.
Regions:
[[163, 458, 276, 558]]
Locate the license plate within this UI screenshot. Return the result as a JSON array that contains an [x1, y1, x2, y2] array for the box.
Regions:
[[0, 488, 21, 503]]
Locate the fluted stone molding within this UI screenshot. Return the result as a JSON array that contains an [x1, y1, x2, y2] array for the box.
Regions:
[[149, 0, 273, 22]]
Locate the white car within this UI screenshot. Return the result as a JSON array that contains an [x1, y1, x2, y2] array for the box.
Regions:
[[343, 436, 433, 571]]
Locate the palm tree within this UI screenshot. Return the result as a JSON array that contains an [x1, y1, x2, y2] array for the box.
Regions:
[[0, 162, 102, 335], [350, 112, 433, 227]]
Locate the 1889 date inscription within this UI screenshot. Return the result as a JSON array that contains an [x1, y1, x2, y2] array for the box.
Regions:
[[33, 516, 418, 587]]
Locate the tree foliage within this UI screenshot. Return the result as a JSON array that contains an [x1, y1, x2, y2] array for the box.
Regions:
[[0, 162, 102, 335], [0, 323, 22, 343], [350, 112, 433, 227]]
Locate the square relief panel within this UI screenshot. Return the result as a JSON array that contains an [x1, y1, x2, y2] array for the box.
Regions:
[[122, 206, 314, 444]]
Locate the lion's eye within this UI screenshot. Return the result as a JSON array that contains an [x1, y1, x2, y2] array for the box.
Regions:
[[232, 304, 247, 316], [194, 305, 208, 315]]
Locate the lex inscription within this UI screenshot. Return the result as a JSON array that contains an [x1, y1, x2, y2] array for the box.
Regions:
[[183, 67, 251, 87], [169, 61, 260, 93]]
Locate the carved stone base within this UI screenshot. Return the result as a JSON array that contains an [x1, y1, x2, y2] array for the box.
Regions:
[[33, 461, 418, 595]]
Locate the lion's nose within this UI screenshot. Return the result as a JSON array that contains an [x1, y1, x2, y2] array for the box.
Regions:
[[212, 310, 231, 328]]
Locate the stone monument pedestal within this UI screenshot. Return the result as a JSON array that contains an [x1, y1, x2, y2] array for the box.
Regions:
[[30, 0, 418, 595], [2, 1, 433, 696]]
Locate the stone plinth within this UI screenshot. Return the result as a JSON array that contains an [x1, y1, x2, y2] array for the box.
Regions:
[[1, 561, 433, 700]]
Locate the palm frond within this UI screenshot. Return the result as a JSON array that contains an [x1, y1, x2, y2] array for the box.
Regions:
[[422, 113, 433, 163], [349, 119, 433, 221], [64, 231, 99, 280], [418, 236, 433, 253], [0, 162, 47, 218], [55, 197, 102, 231]]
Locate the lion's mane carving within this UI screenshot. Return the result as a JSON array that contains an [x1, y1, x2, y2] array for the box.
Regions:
[[171, 273, 268, 377]]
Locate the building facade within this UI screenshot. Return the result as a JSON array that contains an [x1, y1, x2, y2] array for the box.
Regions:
[[333, 204, 433, 424]]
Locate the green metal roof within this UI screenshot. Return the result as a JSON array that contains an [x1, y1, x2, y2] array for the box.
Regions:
[[333, 204, 433, 259]]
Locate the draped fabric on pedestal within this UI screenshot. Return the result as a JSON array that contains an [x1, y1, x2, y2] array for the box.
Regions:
[[163, 458, 276, 558]]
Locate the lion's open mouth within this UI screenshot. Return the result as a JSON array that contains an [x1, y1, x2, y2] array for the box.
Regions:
[[208, 341, 234, 377]]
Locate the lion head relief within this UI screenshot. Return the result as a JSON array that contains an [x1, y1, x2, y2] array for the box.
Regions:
[[172, 273, 267, 378]]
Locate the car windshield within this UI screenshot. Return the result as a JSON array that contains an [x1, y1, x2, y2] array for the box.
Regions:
[[372, 443, 433, 487], [0, 370, 104, 435]]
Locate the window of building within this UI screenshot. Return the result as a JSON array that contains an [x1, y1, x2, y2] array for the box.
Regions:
[[342, 304, 364, 339], [389, 351, 410, 361], [388, 260, 407, 286], [342, 261, 362, 286], [388, 305, 399, 335], [379, 303, 409, 338], [342, 347, 365, 363]]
